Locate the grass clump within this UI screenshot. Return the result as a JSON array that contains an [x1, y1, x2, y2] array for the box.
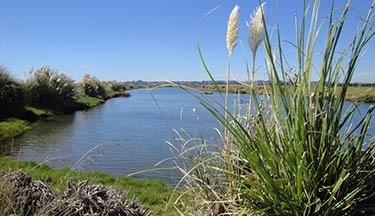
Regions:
[[103, 80, 127, 92], [0, 171, 149, 215], [170, 0, 375, 215], [0, 118, 30, 141], [25, 66, 75, 110], [0, 157, 175, 215], [81, 74, 107, 99]]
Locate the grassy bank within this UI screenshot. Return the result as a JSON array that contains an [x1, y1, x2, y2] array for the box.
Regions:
[[197, 84, 375, 103], [0, 156, 175, 215], [0, 119, 30, 142], [0, 92, 129, 142], [75, 96, 105, 108], [0, 66, 131, 142], [344, 86, 375, 103]]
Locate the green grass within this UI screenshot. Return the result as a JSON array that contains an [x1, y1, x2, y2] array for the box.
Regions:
[[106, 90, 131, 98], [0, 118, 30, 142], [25, 106, 54, 117], [75, 92, 130, 108], [0, 156, 175, 215], [75, 96, 105, 108]]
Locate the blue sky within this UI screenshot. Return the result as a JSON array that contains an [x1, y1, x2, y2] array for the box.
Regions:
[[1, 0, 374, 82]]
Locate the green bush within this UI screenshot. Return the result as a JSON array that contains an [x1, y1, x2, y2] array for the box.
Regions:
[[81, 74, 106, 98], [109, 81, 126, 91], [100, 80, 126, 95], [25, 66, 75, 109], [0, 66, 25, 118]]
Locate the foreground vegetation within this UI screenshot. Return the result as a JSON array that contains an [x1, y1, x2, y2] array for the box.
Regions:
[[0, 157, 174, 215], [169, 0, 375, 215]]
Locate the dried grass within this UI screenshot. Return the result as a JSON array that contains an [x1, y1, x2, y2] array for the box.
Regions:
[[0, 171, 149, 216]]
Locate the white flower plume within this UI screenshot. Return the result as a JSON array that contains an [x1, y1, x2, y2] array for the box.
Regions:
[[226, 5, 239, 56], [247, 2, 266, 55]]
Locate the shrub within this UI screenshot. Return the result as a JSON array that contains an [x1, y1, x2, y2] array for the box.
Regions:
[[108, 80, 127, 92], [0, 66, 25, 118], [25, 66, 75, 109], [81, 74, 106, 98]]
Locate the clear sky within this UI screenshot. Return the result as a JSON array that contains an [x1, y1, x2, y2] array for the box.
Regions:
[[1, 0, 374, 83]]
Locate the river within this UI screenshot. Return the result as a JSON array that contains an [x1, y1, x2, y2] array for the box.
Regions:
[[0, 87, 374, 184]]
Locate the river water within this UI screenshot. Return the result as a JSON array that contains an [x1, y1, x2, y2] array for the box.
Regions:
[[0, 87, 374, 184]]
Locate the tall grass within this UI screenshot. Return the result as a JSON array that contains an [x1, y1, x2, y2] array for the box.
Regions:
[[81, 74, 107, 99], [0, 66, 26, 118], [171, 0, 375, 215], [103, 80, 127, 92], [26, 66, 75, 110]]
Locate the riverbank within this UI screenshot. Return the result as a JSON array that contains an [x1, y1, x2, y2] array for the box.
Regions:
[[0, 92, 130, 142], [0, 156, 175, 215], [0, 119, 31, 142], [195, 84, 375, 103], [120, 82, 375, 103]]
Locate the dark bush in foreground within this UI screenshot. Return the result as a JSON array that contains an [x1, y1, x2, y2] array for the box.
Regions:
[[25, 67, 75, 110], [0, 66, 26, 118]]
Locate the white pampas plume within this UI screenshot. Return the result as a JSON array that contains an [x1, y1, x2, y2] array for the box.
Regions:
[[226, 5, 239, 56], [247, 2, 266, 55]]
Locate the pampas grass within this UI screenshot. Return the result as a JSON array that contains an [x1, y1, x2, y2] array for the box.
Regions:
[[224, 5, 240, 179], [247, 3, 266, 56], [26, 66, 75, 109], [248, 2, 266, 87], [225, 5, 240, 141], [171, 0, 375, 215], [226, 5, 239, 57]]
